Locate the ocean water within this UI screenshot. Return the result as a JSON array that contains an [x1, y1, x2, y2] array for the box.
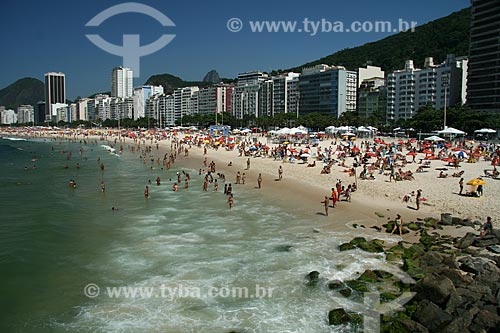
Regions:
[[0, 137, 396, 333]]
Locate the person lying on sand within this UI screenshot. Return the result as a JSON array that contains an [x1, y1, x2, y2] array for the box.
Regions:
[[438, 171, 448, 178]]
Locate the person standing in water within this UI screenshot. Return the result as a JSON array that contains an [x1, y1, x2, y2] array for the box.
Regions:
[[144, 185, 149, 198], [101, 181, 105, 192], [228, 193, 234, 209], [321, 196, 329, 216]]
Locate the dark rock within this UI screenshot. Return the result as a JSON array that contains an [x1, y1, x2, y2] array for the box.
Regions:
[[358, 239, 385, 253], [306, 271, 320, 285], [274, 245, 293, 252], [346, 280, 368, 293], [407, 223, 421, 231], [457, 219, 475, 228], [404, 257, 425, 280], [472, 235, 499, 247], [451, 216, 463, 225], [412, 299, 453, 332], [339, 288, 352, 297], [469, 309, 500, 332], [486, 244, 500, 254], [358, 270, 379, 283], [413, 274, 456, 307], [370, 225, 382, 232], [441, 213, 453, 226], [459, 256, 500, 277], [456, 232, 477, 249], [439, 305, 480, 333], [462, 247, 481, 256], [327, 280, 342, 290], [350, 237, 367, 246], [394, 318, 429, 333], [339, 242, 356, 251], [440, 268, 474, 288], [328, 308, 350, 325]]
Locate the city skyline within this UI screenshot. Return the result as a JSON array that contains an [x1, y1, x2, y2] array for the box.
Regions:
[[0, 0, 469, 100]]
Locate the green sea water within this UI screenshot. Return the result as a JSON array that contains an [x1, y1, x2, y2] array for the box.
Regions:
[[0, 137, 396, 333]]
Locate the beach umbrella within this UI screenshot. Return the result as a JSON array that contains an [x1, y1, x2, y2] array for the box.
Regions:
[[301, 153, 311, 158], [406, 152, 417, 156], [352, 147, 360, 152], [422, 149, 433, 155], [466, 178, 486, 186], [366, 152, 377, 157], [424, 135, 445, 142], [458, 151, 468, 158], [451, 147, 463, 151]]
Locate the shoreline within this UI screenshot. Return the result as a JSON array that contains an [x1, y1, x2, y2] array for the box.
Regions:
[[3, 129, 487, 244]]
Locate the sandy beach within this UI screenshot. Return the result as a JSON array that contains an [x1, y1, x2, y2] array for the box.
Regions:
[[3, 128, 498, 235]]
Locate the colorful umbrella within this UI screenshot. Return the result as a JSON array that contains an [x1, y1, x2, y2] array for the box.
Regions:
[[466, 178, 486, 186]]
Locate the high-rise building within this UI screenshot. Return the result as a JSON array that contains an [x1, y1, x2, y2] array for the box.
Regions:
[[358, 65, 385, 88], [133, 85, 164, 119], [231, 71, 269, 119], [35, 101, 45, 124], [44, 72, 66, 122], [387, 55, 468, 121], [298, 64, 357, 118], [358, 78, 387, 120], [272, 73, 300, 116], [197, 84, 233, 116], [111, 67, 133, 98], [17, 105, 34, 124], [467, 0, 500, 112]]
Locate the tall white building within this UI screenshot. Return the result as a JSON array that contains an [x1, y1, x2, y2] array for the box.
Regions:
[[231, 71, 269, 119], [358, 65, 385, 88], [1, 109, 17, 124], [133, 85, 164, 119], [17, 105, 34, 124], [111, 67, 133, 98], [198, 84, 233, 116], [387, 55, 468, 121], [76, 98, 90, 121], [272, 72, 300, 116]]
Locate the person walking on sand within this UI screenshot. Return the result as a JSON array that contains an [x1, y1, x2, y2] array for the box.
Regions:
[[330, 188, 337, 207], [247, 158, 251, 170], [278, 165, 283, 181], [459, 177, 464, 195], [257, 173, 262, 189], [236, 171, 241, 184], [321, 196, 329, 216], [415, 189, 422, 210], [242, 173, 246, 184], [228, 193, 234, 209], [391, 214, 403, 236]]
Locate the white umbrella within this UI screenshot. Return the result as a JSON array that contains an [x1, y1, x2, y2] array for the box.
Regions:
[[424, 135, 445, 142], [277, 127, 291, 135], [474, 128, 496, 134], [437, 127, 465, 135], [300, 153, 311, 158]]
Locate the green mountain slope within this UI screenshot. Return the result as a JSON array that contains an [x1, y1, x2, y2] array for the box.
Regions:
[[0, 78, 44, 109], [290, 8, 470, 72], [145, 74, 211, 94]]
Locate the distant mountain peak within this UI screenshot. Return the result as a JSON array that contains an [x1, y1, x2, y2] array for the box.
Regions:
[[202, 70, 221, 84], [0, 77, 44, 109]]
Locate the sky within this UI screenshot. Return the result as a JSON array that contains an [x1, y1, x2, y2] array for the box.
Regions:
[[0, 0, 470, 100]]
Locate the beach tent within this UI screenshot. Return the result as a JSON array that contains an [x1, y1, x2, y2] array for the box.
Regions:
[[474, 128, 496, 134], [437, 127, 465, 136], [424, 135, 445, 142], [290, 127, 307, 135], [277, 127, 291, 135]]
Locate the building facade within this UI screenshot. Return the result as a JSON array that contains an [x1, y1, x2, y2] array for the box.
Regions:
[[298, 64, 357, 118], [467, 0, 500, 112], [111, 66, 133, 98], [387, 55, 468, 121], [17, 105, 34, 124], [44, 72, 66, 122], [358, 77, 387, 119], [231, 71, 269, 119]]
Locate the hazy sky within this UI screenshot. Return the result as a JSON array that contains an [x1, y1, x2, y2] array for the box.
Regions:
[[0, 0, 469, 99]]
